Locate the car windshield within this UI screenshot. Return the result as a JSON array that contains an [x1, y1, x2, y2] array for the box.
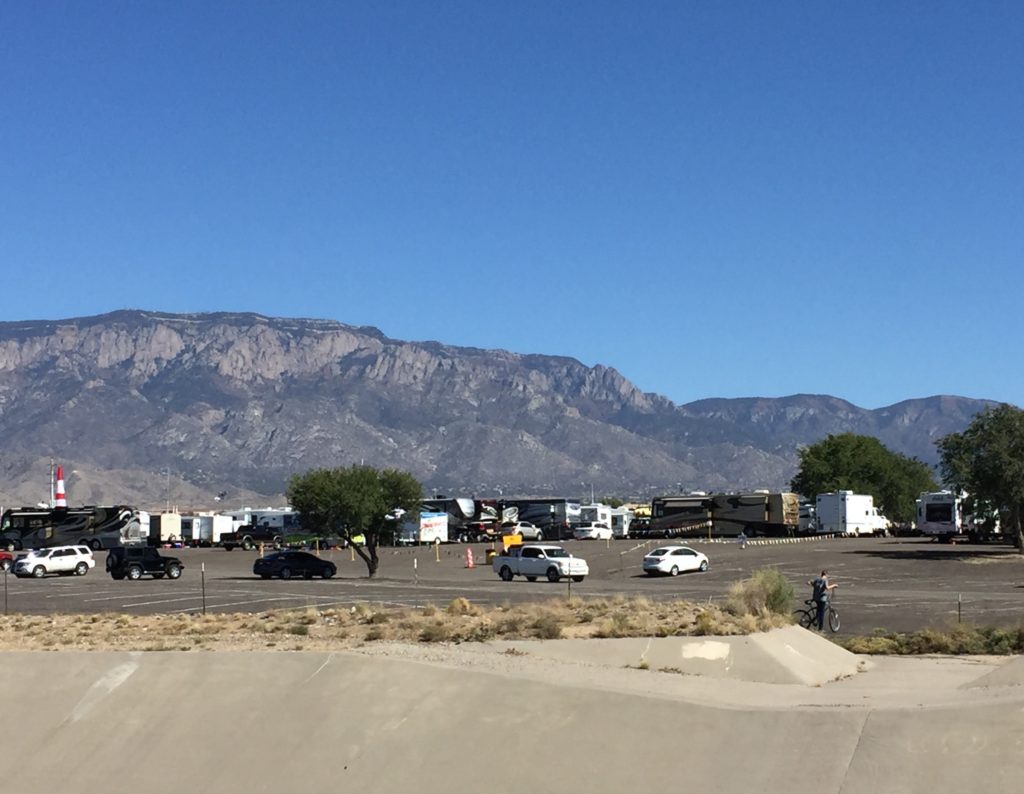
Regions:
[[545, 549, 570, 558]]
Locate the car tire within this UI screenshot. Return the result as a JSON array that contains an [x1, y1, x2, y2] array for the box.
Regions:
[[242, 539, 254, 551], [499, 566, 513, 582], [32, 565, 46, 578], [546, 567, 560, 583], [280, 567, 292, 580], [112, 573, 125, 581], [127, 565, 143, 581], [670, 565, 679, 576], [699, 560, 709, 572], [167, 564, 182, 579], [74, 562, 89, 576], [322, 566, 336, 579], [535, 530, 544, 541], [223, 544, 235, 551], [89, 539, 103, 551]]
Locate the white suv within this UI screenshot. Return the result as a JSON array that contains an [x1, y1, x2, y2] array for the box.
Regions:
[[14, 546, 96, 578]]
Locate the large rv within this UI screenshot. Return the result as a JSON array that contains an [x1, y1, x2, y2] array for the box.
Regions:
[[503, 499, 582, 540], [0, 505, 143, 551], [649, 492, 799, 538], [916, 491, 965, 541]]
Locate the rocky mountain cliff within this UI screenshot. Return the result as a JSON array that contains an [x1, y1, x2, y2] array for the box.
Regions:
[[0, 311, 998, 509]]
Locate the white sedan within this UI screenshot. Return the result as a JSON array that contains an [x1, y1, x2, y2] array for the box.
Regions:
[[642, 545, 709, 576], [573, 522, 613, 541]]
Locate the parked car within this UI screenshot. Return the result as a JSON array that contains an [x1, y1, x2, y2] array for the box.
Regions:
[[13, 546, 95, 578], [641, 545, 709, 576], [107, 546, 184, 580], [573, 522, 613, 541], [0, 550, 14, 571], [253, 550, 337, 580], [491, 544, 589, 582], [500, 521, 545, 541]]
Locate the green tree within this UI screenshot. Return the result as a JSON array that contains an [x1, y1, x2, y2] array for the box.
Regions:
[[937, 404, 1024, 551], [287, 465, 423, 577], [790, 433, 936, 524]]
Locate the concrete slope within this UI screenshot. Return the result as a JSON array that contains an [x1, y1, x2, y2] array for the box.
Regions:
[[1, 651, 1022, 794], [490, 625, 865, 685]]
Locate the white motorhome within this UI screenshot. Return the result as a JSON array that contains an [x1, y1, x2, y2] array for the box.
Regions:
[[916, 491, 964, 540], [815, 491, 889, 537], [579, 503, 612, 528], [610, 507, 634, 539]]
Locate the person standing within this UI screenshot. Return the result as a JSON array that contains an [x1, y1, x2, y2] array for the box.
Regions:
[[809, 569, 837, 630]]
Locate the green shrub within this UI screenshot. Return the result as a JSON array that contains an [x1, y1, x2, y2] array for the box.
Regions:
[[727, 567, 795, 617]]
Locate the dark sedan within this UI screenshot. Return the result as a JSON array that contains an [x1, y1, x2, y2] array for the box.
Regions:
[[253, 551, 337, 580]]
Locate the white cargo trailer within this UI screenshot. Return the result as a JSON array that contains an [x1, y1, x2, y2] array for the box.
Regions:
[[815, 491, 889, 537], [916, 491, 964, 541]]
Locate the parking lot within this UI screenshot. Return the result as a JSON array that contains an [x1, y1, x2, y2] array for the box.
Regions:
[[3, 536, 1024, 634]]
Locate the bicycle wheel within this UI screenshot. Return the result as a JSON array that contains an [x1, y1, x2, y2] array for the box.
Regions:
[[794, 609, 815, 629], [828, 607, 840, 632]]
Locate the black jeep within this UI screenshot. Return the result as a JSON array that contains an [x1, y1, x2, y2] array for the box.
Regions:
[[107, 546, 184, 580]]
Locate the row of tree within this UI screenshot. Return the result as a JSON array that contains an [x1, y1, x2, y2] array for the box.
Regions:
[[288, 405, 1024, 578], [791, 404, 1024, 550]]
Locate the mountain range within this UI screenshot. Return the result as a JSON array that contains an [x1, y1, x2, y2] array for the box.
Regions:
[[0, 310, 997, 510]]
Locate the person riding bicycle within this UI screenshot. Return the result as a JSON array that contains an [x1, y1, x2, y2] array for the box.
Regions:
[[808, 569, 837, 631]]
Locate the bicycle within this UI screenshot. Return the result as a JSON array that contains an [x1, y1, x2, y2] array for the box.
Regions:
[[794, 597, 840, 632]]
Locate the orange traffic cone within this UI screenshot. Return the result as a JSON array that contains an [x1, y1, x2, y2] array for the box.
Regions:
[[465, 548, 475, 569]]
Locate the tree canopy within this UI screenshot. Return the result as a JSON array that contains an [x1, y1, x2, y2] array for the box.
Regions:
[[937, 404, 1024, 551], [790, 433, 936, 524], [287, 465, 422, 577]]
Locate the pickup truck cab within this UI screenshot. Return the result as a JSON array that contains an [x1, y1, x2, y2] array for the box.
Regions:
[[492, 544, 588, 583]]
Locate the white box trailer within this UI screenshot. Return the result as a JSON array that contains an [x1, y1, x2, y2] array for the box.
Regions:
[[398, 512, 449, 544], [815, 491, 889, 537], [150, 512, 182, 544], [180, 514, 235, 546]]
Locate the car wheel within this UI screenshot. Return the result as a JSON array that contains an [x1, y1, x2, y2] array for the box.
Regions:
[[242, 539, 254, 551], [535, 530, 544, 541], [546, 567, 560, 583], [112, 573, 125, 581], [127, 565, 143, 580], [74, 561, 89, 576], [322, 566, 335, 579], [669, 565, 679, 576], [499, 566, 513, 582], [699, 560, 709, 572], [223, 544, 235, 551], [279, 567, 292, 580], [32, 565, 46, 578], [167, 564, 182, 579], [89, 539, 103, 551]]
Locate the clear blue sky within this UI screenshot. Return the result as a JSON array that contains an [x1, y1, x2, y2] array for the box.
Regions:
[[3, 2, 1022, 409]]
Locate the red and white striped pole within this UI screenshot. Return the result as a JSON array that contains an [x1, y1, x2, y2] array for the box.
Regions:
[[55, 465, 67, 509]]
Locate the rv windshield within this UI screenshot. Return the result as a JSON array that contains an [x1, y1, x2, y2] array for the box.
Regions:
[[926, 504, 954, 523]]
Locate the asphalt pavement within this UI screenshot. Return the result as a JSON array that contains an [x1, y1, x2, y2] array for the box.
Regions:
[[3, 535, 1023, 633]]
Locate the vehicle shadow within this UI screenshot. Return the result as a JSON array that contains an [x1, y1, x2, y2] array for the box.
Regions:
[[844, 548, 1016, 562]]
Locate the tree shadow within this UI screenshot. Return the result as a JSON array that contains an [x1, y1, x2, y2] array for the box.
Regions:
[[844, 548, 1017, 562]]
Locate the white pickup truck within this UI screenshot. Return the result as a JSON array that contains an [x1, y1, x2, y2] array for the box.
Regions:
[[492, 544, 589, 583]]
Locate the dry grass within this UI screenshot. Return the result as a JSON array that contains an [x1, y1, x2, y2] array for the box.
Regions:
[[0, 593, 791, 652]]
